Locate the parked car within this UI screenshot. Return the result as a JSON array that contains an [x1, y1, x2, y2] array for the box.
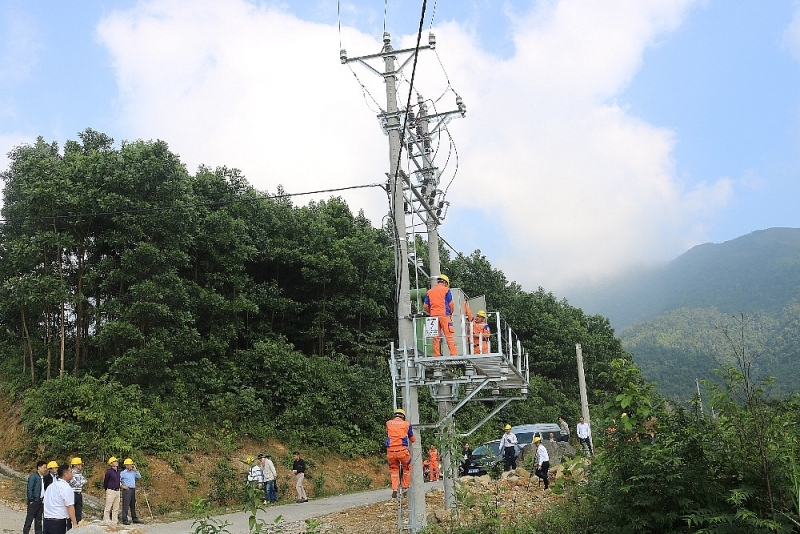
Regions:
[[511, 423, 562, 446], [463, 439, 522, 476]]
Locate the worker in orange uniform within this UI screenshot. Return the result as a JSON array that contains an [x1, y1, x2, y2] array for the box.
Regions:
[[385, 408, 416, 498], [428, 446, 440, 481], [424, 274, 457, 356], [469, 310, 492, 354]]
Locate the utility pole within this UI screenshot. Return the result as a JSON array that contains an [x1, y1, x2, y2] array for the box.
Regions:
[[576, 344, 590, 427], [415, 94, 456, 509], [342, 30, 466, 531]]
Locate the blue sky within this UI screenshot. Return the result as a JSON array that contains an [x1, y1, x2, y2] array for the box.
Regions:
[[2, 0, 800, 296]]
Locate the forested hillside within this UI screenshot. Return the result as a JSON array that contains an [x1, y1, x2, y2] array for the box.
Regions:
[[571, 227, 800, 329], [0, 129, 629, 459], [567, 228, 800, 399]]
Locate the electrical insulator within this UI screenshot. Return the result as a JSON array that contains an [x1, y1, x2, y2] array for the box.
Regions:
[[407, 110, 415, 120], [428, 32, 436, 49], [438, 201, 445, 209], [407, 140, 414, 152], [340, 49, 347, 64], [383, 32, 391, 45], [456, 95, 466, 115], [424, 138, 431, 153], [404, 201, 410, 214]]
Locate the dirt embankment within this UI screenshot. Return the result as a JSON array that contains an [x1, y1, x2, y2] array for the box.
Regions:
[[0, 391, 389, 520]]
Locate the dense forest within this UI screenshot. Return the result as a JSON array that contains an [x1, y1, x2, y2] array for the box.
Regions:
[[0, 129, 628, 458]]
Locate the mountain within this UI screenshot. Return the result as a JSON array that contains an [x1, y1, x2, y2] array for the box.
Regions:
[[570, 227, 800, 329], [567, 228, 800, 398]]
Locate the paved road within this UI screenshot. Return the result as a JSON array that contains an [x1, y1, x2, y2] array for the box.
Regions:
[[139, 482, 443, 534], [0, 466, 443, 534]]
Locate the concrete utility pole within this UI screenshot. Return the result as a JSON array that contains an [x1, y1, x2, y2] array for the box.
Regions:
[[342, 30, 466, 531], [576, 344, 590, 427], [415, 95, 456, 510], [377, 33, 425, 529]]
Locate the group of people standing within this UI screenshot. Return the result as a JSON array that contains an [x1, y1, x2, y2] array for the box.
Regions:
[[102, 456, 143, 525], [23, 455, 142, 534], [247, 451, 308, 505], [23, 460, 82, 534]]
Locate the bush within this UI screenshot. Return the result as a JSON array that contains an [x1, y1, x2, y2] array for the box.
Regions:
[[21, 374, 186, 457]]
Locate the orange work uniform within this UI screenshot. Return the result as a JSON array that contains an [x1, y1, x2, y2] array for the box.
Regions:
[[428, 448, 440, 481], [469, 316, 491, 354], [385, 416, 416, 491], [424, 283, 457, 356]]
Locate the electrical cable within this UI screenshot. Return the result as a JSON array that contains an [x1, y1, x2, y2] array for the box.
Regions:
[[347, 63, 385, 114]]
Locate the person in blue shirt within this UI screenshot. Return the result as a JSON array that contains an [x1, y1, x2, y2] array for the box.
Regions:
[[119, 459, 143, 525]]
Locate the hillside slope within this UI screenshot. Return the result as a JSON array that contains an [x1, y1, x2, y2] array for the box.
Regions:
[[567, 228, 800, 399]]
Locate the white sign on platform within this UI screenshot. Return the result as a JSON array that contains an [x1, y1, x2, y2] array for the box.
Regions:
[[424, 317, 438, 338]]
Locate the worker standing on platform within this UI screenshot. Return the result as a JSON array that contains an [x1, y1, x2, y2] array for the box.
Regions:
[[469, 310, 492, 354], [428, 446, 440, 481], [424, 274, 457, 357], [385, 408, 416, 498]]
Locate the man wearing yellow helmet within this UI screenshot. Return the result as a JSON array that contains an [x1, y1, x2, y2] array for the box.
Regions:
[[499, 424, 518, 471], [120, 458, 142, 524], [102, 457, 121, 524], [385, 408, 417, 498], [68, 458, 87, 524], [469, 310, 492, 354], [423, 275, 458, 356], [44, 461, 58, 491]]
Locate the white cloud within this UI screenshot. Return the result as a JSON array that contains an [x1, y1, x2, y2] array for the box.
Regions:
[[96, 0, 730, 293], [0, 6, 42, 86], [97, 0, 390, 216], [783, 6, 800, 63]]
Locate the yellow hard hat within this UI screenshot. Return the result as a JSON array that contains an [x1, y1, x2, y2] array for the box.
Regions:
[[47, 461, 58, 469], [123, 458, 134, 465], [108, 456, 118, 465], [621, 412, 628, 418], [504, 424, 512, 430], [394, 408, 406, 418], [477, 310, 487, 318], [534, 436, 542, 443], [436, 274, 450, 285], [71, 457, 82, 466]]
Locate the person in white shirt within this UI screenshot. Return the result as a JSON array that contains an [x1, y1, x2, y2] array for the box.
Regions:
[[42, 464, 77, 534], [499, 424, 518, 471], [246, 455, 266, 507], [576, 416, 593, 455], [533, 436, 550, 490]]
